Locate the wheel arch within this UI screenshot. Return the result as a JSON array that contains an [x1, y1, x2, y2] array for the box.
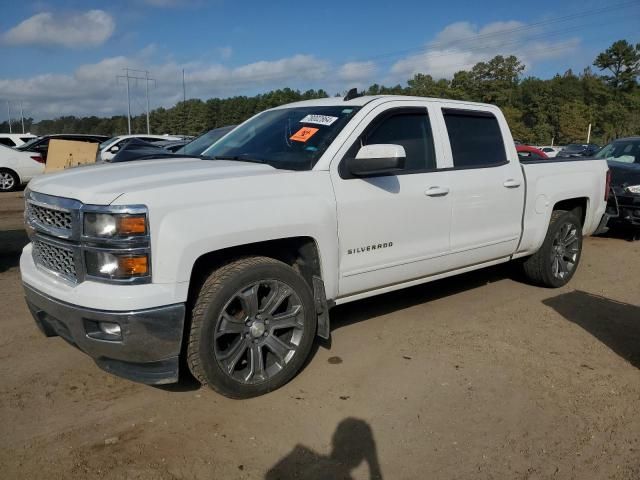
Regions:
[[552, 197, 588, 226], [187, 236, 324, 307]]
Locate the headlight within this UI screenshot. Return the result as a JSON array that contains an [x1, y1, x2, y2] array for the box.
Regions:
[[84, 212, 147, 238], [625, 185, 640, 194], [85, 251, 150, 280]]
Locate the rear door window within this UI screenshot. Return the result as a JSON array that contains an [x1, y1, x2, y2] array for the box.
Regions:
[[443, 109, 507, 168], [0, 138, 16, 147]]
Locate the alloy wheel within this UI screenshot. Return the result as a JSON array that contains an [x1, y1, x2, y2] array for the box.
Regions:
[[550, 222, 579, 280], [213, 279, 305, 384], [0, 172, 15, 191]]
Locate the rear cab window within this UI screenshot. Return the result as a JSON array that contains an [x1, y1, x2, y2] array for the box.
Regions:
[[443, 108, 507, 168]]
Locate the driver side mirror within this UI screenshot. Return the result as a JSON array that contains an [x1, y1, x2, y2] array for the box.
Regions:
[[346, 144, 406, 177], [109, 145, 120, 153]]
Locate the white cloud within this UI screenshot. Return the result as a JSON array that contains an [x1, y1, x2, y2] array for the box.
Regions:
[[338, 61, 377, 82], [0, 18, 582, 121], [390, 20, 580, 80], [0, 50, 338, 119], [3, 10, 115, 48]]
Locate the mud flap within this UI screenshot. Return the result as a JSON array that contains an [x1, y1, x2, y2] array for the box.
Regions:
[[312, 276, 331, 340]]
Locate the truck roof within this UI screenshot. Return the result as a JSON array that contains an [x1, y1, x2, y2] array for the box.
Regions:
[[271, 95, 498, 110]]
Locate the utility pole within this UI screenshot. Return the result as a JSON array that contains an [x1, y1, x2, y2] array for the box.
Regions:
[[6, 101, 12, 134], [145, 71, 150, 134], [182, 69, 187, 134], [117, 70, 132, 134], [117, 68, 155, 135], [20, 102, 25, 134]]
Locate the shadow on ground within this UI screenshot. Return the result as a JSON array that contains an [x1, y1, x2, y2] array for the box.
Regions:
[[544, 290, 640, 368], [266, 417, 383, 480], [0, 229, 28, 273], [329, 262, 519, 333], [601, 224, 640, 242]]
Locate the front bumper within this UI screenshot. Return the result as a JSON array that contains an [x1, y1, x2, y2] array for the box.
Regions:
[[606, 188, 640, 227], [24, 283, 185, 385]]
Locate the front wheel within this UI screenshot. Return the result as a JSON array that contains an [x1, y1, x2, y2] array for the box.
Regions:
[[187, 256, 317, 398], [522, 210, 583, 288]]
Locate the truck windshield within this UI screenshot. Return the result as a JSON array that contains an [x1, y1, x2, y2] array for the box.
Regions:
[[595, 140, 640, 164], [202, 106, 360, 170]]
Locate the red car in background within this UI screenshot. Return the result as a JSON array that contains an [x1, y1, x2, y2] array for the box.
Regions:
[[516, 145, 548, 160]]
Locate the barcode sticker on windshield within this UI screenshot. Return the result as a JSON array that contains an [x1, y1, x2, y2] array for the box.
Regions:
[[300, 114, 338, 126]]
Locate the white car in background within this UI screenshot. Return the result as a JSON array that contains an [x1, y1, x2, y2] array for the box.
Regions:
[[0, 133, 37, 148], [0, 143, 44, 191], [536, 146, 563, 158], [99, 134, 183, 161]]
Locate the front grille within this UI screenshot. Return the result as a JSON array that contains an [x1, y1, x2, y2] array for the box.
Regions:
[[32, 239, 77, 281], [27, 203, 73, 232]]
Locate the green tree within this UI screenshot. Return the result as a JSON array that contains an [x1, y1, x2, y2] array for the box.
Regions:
[[594, 40, 640, 92], [558, 102, 592, 143]]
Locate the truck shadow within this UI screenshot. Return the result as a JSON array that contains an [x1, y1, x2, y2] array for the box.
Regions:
[[265, 417, 383, 480], [543, 290, 640, 369], [0, 229, 29, 273], [328, 262, 517, 334]]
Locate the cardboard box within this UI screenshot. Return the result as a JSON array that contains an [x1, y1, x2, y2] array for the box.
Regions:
[[45, 139, 98, 173]]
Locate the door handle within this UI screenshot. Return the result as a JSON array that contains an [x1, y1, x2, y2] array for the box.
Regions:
[[503, 179, 521, 188], [425, 186, 450, 197]]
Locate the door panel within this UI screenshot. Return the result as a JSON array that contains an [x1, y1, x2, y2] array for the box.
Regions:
[[330, 102, 452, 297], [438, 107, 524, 267]]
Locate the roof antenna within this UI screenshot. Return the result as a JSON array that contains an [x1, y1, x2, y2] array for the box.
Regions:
[[343, 88, 361, 101]]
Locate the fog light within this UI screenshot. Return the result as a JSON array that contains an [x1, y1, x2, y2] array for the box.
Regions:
[[99, 322, 122, 338]]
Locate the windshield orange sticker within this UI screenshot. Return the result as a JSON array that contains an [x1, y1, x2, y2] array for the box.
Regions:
[[290, 127, 319, 142]]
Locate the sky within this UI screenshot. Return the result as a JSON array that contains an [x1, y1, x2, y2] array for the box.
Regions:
[[0, 0, 639, 121]]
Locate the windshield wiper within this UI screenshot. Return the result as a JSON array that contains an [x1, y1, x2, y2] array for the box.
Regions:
[[211, 155, 266, 164]]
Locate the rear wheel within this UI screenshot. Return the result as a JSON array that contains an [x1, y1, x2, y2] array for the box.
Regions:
[[187, 256, 317, 398], [0, 169, 19, 192], [522, 210, 583, 288]]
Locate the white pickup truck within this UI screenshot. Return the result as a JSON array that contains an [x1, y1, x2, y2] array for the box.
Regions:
[[21, 94, 611, 398]]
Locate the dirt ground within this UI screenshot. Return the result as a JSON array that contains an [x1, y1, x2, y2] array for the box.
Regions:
[[1, 189, 639, 480]]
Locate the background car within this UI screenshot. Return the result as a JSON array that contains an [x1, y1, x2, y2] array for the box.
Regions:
[[594, 136, 640, 234], [0, 133, 37, 148], [106, 127, 235, 162], [107, 138, 186, 163], [516, 145, 549, 160], [536, 146, 562, 158], [558, 143, 600, 157], [154, 139, 190, 152], [179, 126, 235, 156], [16, 134, 109, 162], [99, 134, 183, 161], [0, 143, 44, 191]]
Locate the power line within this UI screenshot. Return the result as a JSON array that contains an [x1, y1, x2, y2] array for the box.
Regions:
[[181, 3, 638, 90], [117, 68, 156, 134], [352, 0, 640, 65]]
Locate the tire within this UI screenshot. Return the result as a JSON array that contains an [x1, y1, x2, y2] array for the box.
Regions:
[[522, 210, 583, 288], [0, 169, 19, 192], [187, 256, 317, 398]]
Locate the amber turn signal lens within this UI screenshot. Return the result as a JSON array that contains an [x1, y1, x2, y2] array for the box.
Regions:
[[117, 215, 147, 235], [118, 256, 148, 275]]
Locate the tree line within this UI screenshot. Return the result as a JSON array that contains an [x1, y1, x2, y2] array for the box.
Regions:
[[2, 39, 638, 146]]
